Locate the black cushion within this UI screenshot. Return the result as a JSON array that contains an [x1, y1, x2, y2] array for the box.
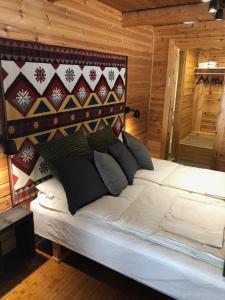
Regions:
[[122, 131, 154, 170], [94, 150, 128, 196], [88, 126, 117, 152], [54, 155, 108, 215], [108, 140, 138, 184], [36, 131, 91, 177]]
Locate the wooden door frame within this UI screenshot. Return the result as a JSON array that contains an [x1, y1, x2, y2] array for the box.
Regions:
[[161, 37, 225, 159]]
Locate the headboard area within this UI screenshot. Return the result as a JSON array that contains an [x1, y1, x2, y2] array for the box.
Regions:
[[0, 38, 127, 205]]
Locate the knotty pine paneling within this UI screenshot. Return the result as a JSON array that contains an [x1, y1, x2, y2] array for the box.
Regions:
[[196, 50, 224, 134], [0, 0, 154, 209], [148, 21, 225, 158], [179, 50, 198, 140]]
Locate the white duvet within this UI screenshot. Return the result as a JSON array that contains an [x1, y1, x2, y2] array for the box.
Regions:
[[76, 183, 225, 268], [135, 158, 225, 200]]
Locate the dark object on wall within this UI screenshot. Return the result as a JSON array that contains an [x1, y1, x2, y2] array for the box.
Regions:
[[196, 75, 224, 85], [0, 206, 35, 278], [208, 0, 225, 20], [215, 8, 224, 20], [125, 106, 141, 118], [4, 139, 18, 155]]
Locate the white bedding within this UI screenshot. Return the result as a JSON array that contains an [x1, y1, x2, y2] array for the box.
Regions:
[[33, 158, 225, 299], [37, 183, 225, 269], [135, 158, 225, 200], [31, 193, 225, 300], [161, 198, 225, 248]]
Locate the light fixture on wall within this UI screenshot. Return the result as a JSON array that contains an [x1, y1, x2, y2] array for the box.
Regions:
[[215, 7, 224, 19], [206, 0, 225, 20], [125, 106, 141, 118], [4, 139, 18, 155]]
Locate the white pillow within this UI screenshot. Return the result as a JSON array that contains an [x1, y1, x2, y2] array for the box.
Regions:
[[36, 178, 67, 201], [38, 193, 69, 214]]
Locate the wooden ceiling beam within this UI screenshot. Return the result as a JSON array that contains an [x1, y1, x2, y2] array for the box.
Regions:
[[122, 3, 214, 27]]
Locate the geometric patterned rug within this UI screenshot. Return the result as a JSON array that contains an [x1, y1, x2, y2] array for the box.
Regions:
[[0, 38, 127, 205]]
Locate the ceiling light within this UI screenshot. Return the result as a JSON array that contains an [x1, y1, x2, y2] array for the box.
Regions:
[[208, 0, 218, 13], [201, 0, 210, 2], [215, 8, 224, 20]]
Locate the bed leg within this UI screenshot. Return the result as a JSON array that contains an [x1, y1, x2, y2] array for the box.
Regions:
[[52, 242, 61, 263]]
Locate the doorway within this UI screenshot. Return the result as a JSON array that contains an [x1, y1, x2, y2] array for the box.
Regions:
[[166, 48, 225, 169]]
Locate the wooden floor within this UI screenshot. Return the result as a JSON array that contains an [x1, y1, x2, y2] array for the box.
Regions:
[[0, 252, 172, 300]]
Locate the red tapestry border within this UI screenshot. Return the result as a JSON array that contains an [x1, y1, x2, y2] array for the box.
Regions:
[[0, 37, 127, 68]]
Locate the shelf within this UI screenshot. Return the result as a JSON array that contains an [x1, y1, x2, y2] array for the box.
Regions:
[[195, 68, 225, 75]]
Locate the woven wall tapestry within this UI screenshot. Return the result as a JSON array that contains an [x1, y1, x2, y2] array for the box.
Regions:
[[0, 38, 127, 205]]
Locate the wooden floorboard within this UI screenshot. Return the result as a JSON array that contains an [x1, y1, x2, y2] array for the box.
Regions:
[[0, 252, 172, 300]]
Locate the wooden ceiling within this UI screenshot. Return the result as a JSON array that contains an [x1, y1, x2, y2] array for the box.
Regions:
[[98, 0, 202, 13]]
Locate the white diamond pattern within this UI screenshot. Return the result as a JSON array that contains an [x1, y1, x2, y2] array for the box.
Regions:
[[83, 66, 102, 91], [103, 67, 120, 90], [56, 65, 81, 93], [21, 62, 55, 95], [2, 60, 21, 92]]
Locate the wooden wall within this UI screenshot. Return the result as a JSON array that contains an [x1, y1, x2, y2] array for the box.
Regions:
[[178, 50, 198, 140], [0, 0, 154, 211], [148, 22, 225, 158]]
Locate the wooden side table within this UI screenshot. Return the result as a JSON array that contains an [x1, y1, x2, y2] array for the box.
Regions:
[[0, 206, 35, 278]]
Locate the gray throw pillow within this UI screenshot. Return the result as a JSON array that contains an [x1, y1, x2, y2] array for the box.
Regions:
[[94, 150, 128, 196], [108, 140, 138, 184], [122, 131, 154, 170]]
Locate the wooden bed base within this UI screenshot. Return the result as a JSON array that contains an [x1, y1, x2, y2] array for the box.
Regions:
[[36, 241, 70, 263], [52, 242, 61, 263]]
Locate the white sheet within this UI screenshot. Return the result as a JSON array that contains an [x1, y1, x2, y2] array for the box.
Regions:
[[135, 158, 225, 200], [31, 197, 225, 300]]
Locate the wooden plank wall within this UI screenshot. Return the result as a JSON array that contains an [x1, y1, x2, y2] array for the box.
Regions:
[[179, 50, 198, 140], [148, 22, 225, 158], [0, 0, 154, 211]]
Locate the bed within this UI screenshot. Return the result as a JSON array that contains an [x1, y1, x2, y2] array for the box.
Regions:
[[31, 158, 225, 300], [2, 38, 225, 299]]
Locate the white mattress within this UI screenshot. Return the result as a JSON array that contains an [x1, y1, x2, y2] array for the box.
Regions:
[[31, 192, 225, 300]]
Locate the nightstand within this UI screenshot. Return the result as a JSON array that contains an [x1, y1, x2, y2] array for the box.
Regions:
[[0, 206, 35, 278]]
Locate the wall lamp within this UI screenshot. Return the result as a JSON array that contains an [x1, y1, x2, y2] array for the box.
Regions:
[[125, 106, 141, 118], [207, 0, 225, 20], [4, 139, 18, 155]]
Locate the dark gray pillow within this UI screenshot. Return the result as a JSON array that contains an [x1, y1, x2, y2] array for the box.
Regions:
[[54, 155, 108, 215], [122, 131, 154, 170], [94, 151, 128, 196], [108, 140, 138, 184], [36, 130, 91, 177], [88, 126, 117, 153]]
